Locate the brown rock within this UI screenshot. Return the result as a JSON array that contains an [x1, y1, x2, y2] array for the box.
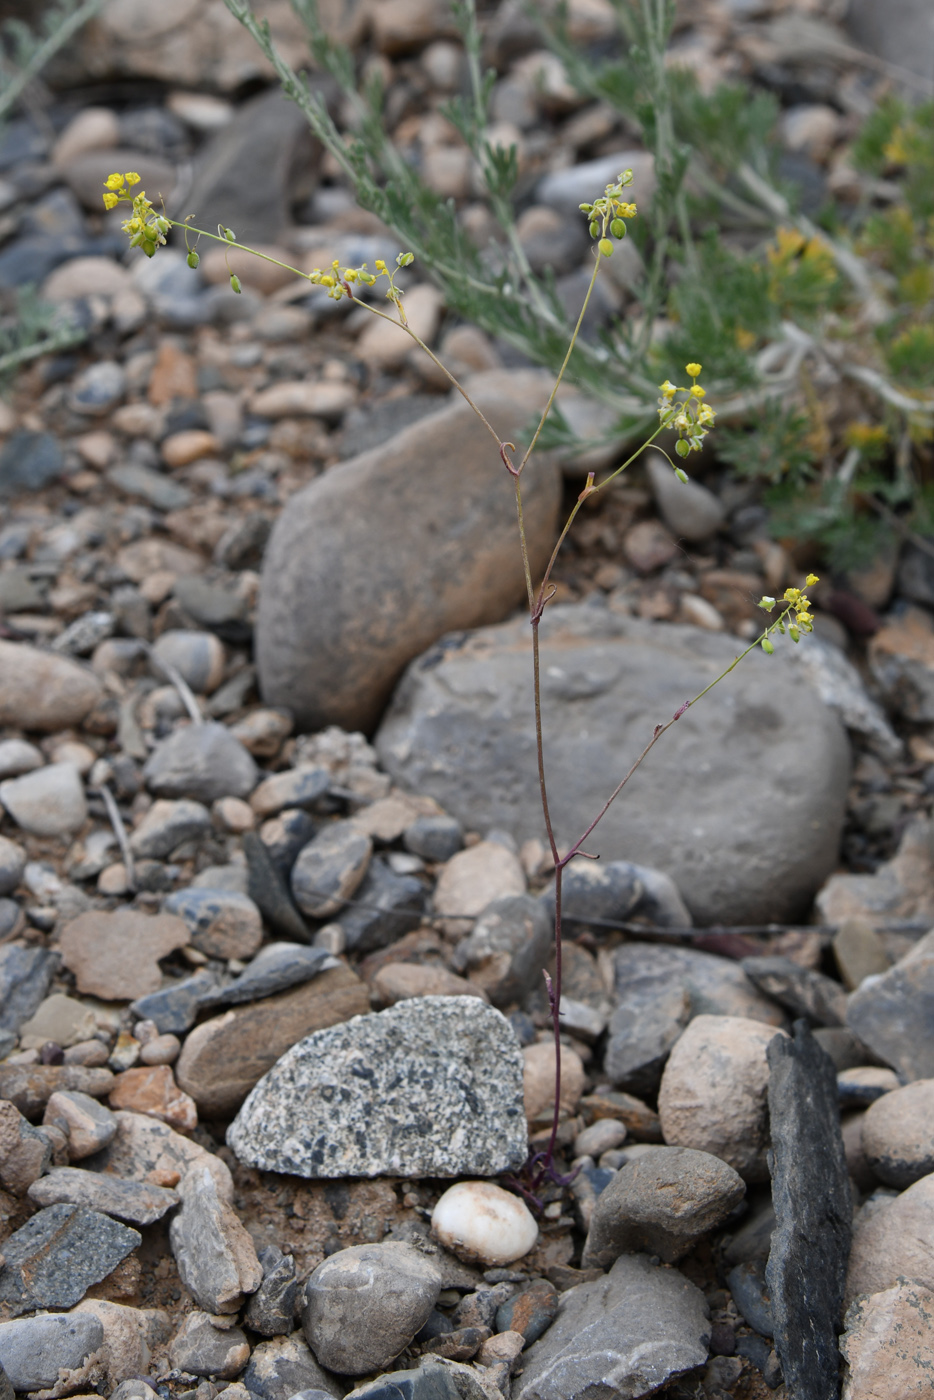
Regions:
[[0, 1099, 50, 1194], [0, 1064, 114, 1121], [42, 255, 132, 303], [91, 1109, 233, 1200], [847, 1174, 934, 1306], [372, 963, 488, 1006], [350, 792, 440, 843], [116, 538, 204, 582], [434, 842, 526, 937], [229, 708, 293, 757], [109, 1066, 198, 1134], [161, 430, 220, 468], [861, 1079, 934, 1188], [355, 284, 443, 370], [580, 1090, 663, 1143], [175, 963, 370, 1115], [249, 380, 356, 420], [523, 1041, 585, 1124], [622, 519, 679, 574], [657, 1015, 787, 1181], [148, 341, 198, 406], [73, 1298, 172, 1390], [44, 1089, 117, 1160], [0, 640, 103, 731], [59, 909, 190, 1001], [840, 1281, 934, 1400], [255, 378, 561, 733]]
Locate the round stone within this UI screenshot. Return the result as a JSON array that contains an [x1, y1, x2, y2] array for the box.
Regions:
[[861, 1079, 934, 1188], [431, 1180, 539, 1266]]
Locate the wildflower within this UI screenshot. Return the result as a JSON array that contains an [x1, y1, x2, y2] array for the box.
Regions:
[[657, 362, 716, 455], [658, 380, 677, 399], [685, 362, 702, 378]]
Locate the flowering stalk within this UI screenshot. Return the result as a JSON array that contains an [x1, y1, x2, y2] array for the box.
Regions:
[[103, 169, 817, 1203]]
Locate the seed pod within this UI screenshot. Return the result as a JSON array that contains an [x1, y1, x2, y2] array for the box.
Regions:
[[187, 250, 200, 269], [675, 439, 690, 457], [598, 238, 613, 257], [610, 218, 625, 239], [675, 468, 688, 483], [589, 220, 600, 239], [230, 273, 242, 293], [761, 637, 774, 655]]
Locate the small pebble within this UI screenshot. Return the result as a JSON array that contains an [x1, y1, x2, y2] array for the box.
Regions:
[[431, 1181, 539, 1266]]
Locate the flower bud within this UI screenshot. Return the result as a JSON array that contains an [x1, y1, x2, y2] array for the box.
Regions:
[[223, 227, 236, 242], [187, 250, 200, 269]]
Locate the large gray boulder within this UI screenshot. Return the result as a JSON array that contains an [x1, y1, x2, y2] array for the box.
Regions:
[[376, 604, 850, 924], [256, 377, 561, 734]]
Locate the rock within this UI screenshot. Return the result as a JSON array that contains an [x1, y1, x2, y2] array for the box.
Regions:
[[0, 744, 42, 781], [43, 1089, 117, 1159], [251, 766, 330, 819], [108, 1064, 197, 1133], [860, 1079, 934, 1187], [0, 431, 65, 497], [0, 1205, 140, 1317], [27, 1166, 179, 1224], [244, 831, 312, 939], [170, 1311, 251, 1379], [832, 919, 891, 990], [0, 1100, 51, 1195], [0, 1063, 114, 1121], [431, 1181, 538, 1266], [169, 1164, 262, 1313], [496, 1280, 559, 1344], [129, 798, 212, 858], [646, 452, 724, 541], [52, 610, 116, 658], [846, 928, 934, 1080], [765, 1021, 851, 1400], [87, 1109, 233, 1201], [605, 943, 782, 1096], [130, 969, 218, 1033], [140, 1032, 181, 1066], [547, 856, 691, 934], [59, 908, 190, 1001], [69, 360, 126, 416], [73, 1299, 171, 1391], [449, 895, 551, 1006], [820, 818, 934, 930], [203, 942, 334, 1008], [343, 1357, 491, 1400], [256, 379, 561, 733], [514, 1253, 708, 1400], [176, 963, 370, 1116], [434, 842, 526, 937], [573, 1119, 627, 1159], [151, 629, 225, 693], [290, 820, 372, 918], [0, 1313, 104, 1392], [228, 995, 527, 1178], [837, 1066, 899, 1108], [523, 1041, 585, 1123], [334, 857, 426, 953], [0, 944, 59, 1044], [251, 379, 356, 419], [186, 86, 318, 244], [243, 1333, 340, 1400], [356, 285, 443, 370], [377, 606, 850, 924], [243, 1245, 301, 1337], [582, 1146, 745, 1267], [846, 1174, 934, 1305], [163, 886, 263, 959], [658, 1015, 787, 1181], [301, 1242, 442, 1375], [404, 814, 463, 862], [143, 722, 258, 802], [0, 762, 87, 837], [741, 954, 847, 1026], [840, 1281, 934, 1400], [229, 707, 293, 757], [790, 633, 900, 760], [17, 993, 92, 1051]]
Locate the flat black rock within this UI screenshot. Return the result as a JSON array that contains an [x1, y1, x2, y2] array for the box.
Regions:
[[765, 1020, 851, 1400], [340, 857, 426, 954], [0, 1204, 141, 1317], [0, 945, 59, 1040], [244, 829, 312, 941]]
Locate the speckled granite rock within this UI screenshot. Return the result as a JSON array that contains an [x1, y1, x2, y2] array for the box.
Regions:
[[227, 996, 526, 1178]]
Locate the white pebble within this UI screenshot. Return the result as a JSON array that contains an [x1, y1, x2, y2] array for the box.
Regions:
[[431, 1180, 538, 1266]]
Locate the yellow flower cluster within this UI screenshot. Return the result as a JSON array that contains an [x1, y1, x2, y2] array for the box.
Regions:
[[757, 574, 819, 650], [657, 363, 716, 475], [305, 250, 413, 305], [579, 171, 637, 258], [101, 173, 169, 258]]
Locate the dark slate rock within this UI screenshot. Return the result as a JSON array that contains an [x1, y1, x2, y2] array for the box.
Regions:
[[741, 955, 847, 1027], [0, 431, 64, 497], [765, 1020, 851, 1400], [403, 814, 463, 863], [109, 463, 191, 512], [244, 829, 312, 940], [846, 934, 934, 1080], [451, 894, 553, 1007], [0, 1204, 141, 1316], [261, 807, 319, 875], [242, 1332, 340, 1400], [344, 1356, 488, 1400], [339, 857, 426, 954], [27, 1166, 179, 1225], [0, 945, 59, 1041], [727, 1259, 774, 1338], [130, 969, 219, 1034], [495, 1279, 559, 1344], [541, 857, 643, 935], [202, 942, 334, 1009], [243, 1245, 301, 1336]]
